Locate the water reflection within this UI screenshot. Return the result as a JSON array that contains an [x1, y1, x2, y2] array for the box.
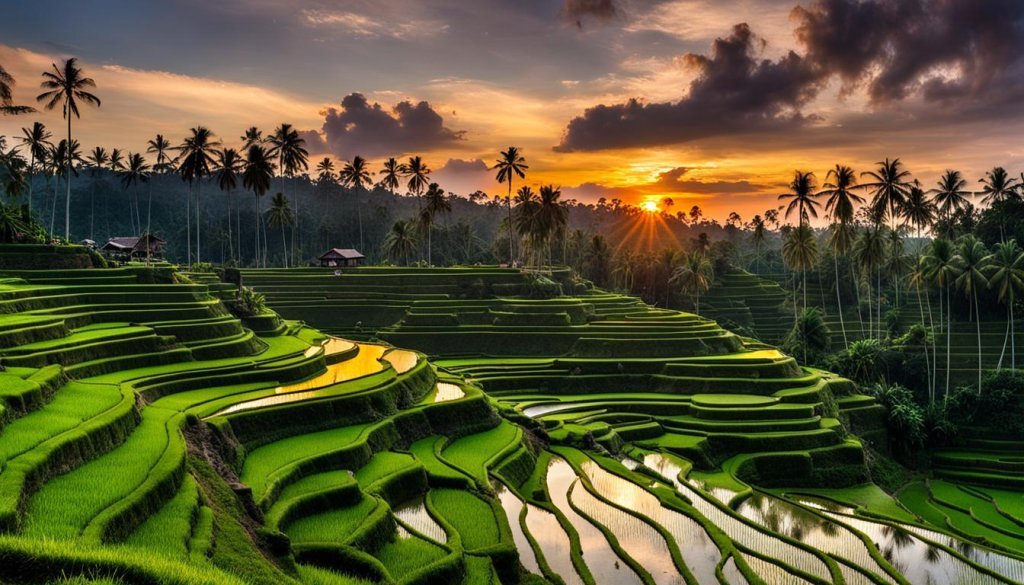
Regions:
[[393, 496, 446, 543], [493, 483, 542, 576], [383, 349, 418, 374], [577, 459, 721, 583], [524, 502, 584, 585], [895, 521, 1024, 583], [741, 553, 815, 585], [721, 556, 748, 585], [432, 382, 465, 403], [546, 458, 644, 585]]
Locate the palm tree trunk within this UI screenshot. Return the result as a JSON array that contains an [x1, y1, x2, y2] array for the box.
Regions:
[[49, 175, 58, 239], [226, 189, 234, 263], [853, 265, 865, 337], [1012, 300, 1017, 370], [975, 289, 982, 394], [282, 227, 288, 268], [254, 194, 259, 267], [427, 223, 432, 266], [998, 303, 1009, 370], [835, 255, 847, 349], [915, 283, 932, 403], [27, 154, 34, 213], [876, 269, 882, 339], [196, 180, 202, 264], [506, 180, 514, 265], [946, 287, 952, 400], [64, 114, 71, 239], [186, 182, 192, 268]]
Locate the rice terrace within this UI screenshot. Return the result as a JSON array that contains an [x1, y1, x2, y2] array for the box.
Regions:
[[2, 1, 1024, 584]]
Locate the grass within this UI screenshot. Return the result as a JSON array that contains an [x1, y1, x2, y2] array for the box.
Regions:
[[429, 488, 502, 550], [123, 474, 199, 559], [284, 496, 380, 544], [441, 420, 520, 484], [372, 530, 448, 581]]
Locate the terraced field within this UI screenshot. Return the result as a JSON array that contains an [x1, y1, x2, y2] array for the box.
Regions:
[[0, 263, 1021, 584]]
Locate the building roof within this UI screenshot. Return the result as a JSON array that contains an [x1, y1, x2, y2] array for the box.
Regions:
[[319, 248, 365, 260], [101, 234, 166, 252]]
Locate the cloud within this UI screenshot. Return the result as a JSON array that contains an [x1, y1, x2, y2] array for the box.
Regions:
[[319, 93, 465, 159], [434, 158, 493, 195], [299, 8, 447, 39], [649, 166, 766, 194], [297, 129, 329, 155], [793, 0, 1024, 107], [556, 23, 823, 151]]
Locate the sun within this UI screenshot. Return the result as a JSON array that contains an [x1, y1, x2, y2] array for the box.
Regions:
[[641, 199, 659, 213]]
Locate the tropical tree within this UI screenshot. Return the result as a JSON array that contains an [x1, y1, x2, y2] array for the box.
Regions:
[[19, 122, 51, 212], [384, 219, 417, 266], [47, 138, 80, 238], [0, 65, 35, 115], [36, 57, 100, 238], [177, 126, 220, 266], [907, 256, 936, 402], [242, 144, 275, 267], [240, 127, 263, 149], [853, 225, 887, 339], [671, 251, 714, 314], [512, 186, 541, 266], [403, 156, 431, 200], [315, 158, 336, 184], [339, 155, 372, 252], [268, 124, 308, 263], [214, 148, 243, 262], [821, 164, 864, 347], [979, 167, 1020, 242], [924, 238, 962, 399], [861, 158, 912, 232], [930, 170, 971, 233], [536, 185, 568, 267], [146, 134, 173, 174], [264, 192, 294, 267], [955, 236, 990, 392], [378, 157, 404, 193], [985, 240, 1024, 371], [901, 183, 935, 247], [782, 224, 820, 334], [121, 153, 150, 239], [778, 171, 820, 228], [749, 215, 766, 273], [420, 182, 450, 266], [492, 147, 528, 265], [84, 146, 109, 239]]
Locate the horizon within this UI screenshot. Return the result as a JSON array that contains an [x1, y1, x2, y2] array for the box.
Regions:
[[2, 0, 1023, 224]]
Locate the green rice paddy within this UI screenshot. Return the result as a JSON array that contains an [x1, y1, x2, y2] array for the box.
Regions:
[[0, 264, 1020, 584]]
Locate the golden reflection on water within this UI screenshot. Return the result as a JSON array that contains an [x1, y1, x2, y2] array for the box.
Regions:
[[433, 382, 465, 403], [383, 349, 418, 374]]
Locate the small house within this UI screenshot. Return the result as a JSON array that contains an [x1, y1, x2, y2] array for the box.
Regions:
[[319, 248, 365, 268], [100, 234, 165, 260]]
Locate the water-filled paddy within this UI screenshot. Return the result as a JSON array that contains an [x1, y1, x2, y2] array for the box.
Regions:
[[392, 496, 447, 543]]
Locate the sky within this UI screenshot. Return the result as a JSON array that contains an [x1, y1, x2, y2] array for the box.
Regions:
[[2, 0, 1023, 224]]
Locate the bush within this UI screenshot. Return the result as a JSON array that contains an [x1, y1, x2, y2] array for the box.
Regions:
[[191, 261, 216, 273], [781, 308, 830, 365], [524, 274, 562, 299], [943, 370, 1024, 439], [866, 383, 925, 462], [231, 286, 267, 318]]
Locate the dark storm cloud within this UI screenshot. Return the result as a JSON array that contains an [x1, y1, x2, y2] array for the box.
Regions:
[[559, 0, 1024, 152], [556, 24, 821, 151], [793, 0, 1024, 106], [320, 93, 465, 159], [437, 158, 489, 173], [297, 129, 329, 155]]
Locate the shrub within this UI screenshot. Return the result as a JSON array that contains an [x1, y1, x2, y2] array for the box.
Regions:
[[524, 274, 562, 299], [231, 286, 267, 318], [191, 262, 216, 273], [781, 308, 830, 365], [866, 383, 925, 461], [943, 370, 1024, 439]]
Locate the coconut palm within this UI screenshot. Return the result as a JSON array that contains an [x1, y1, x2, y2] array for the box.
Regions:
[[924, 238, 962, 399], [120, 153, 150, 238], [339, 155, 373, 252], [907, 256, 936, 402], [36, 58, 101, 238], [986, 240, 1024, 370], [956, 236, 990, 392], [177, 126, 221, 266], [778, 171, 820, 228], [19, 122, 51, 212], [535, 185, 568, 267], [853, 225, 887, 339], [378, 157, 404, 193], [264, 192, 294, 268], [403, 155, 431, 199], [492, 147, 528, 265], [146, 134, 173, 174], [930, 170, 971, 232], [420, 182, 450, 266], [512, 186, 541, 266], [384, 219, 417, 266], [978, 167, 1019, 206], [268, 124, 308, 264], [47, 138, 81, 238], [750, 215, 766, 274], [0, 65, 35, 115], [315, 158, 336, 184], [214, 148, 243, 262], [821, 164, 864, 347], [671, 251, 714, 314], [240, 127, 263, 149], [861, 158, 912, 231], [242, 144, 275, 267], [783, 225, 820, 319]]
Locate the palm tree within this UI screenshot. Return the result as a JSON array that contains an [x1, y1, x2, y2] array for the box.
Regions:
[[820, 164, 864, 348], [0, 65, 35, 115], [264, 192, 295, 268], [404, 155, 431, 199], [901, 183, 935, 248], [512, 186, 541, 266], [671, 251, 714, 314], [19, 122, 51, 212], [47, 138, 81, 238], [339, 155, 373, 252], [861, 158, 912, 233], [956, 236, 990, 392], [240, 126, 263, 149], [492, 147, 528, 265], [925, 238, 962, 399], [177, 126, 220, 266], [242, 145, 275, 267], [854, 225, 887, 339], [535, 185, 568, 267], [214, 148, 243, 262], [420, 182, 450, 265], [36, 58, 101, 239], [783, 225, 820, 314], [315, 158, 336, 184], [147, 134, 173, 174], [930, 170, 970, 234], [750, 215, 766, 273], [986, 240, 1024, 371], [378, 157, 404, 193], [384, 219, 417, 266], [778, 171, 820, 228], [979, 167, 1020, 242], [908, 256, 936, 402], [268, 124, 308, 264], [121, 153, 150, 239]]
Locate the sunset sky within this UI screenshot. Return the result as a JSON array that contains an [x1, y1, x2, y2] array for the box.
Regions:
[[2, 0, 1023, 223]]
